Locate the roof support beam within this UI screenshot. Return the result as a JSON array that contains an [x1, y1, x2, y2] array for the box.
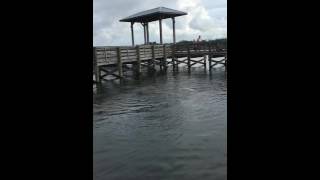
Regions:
[[120, 7, 187, 45], [159, 18, 163, 44], [172, 17, 176, 44], [146, 23, 149, 44], [142, 23, 146, 44], [131, 22, 135, 46]]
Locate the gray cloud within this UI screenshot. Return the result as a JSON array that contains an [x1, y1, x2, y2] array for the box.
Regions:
[[94, 0, 227, 46]]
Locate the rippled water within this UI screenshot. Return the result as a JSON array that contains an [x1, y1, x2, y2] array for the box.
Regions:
[[93, 67, 227, 180]]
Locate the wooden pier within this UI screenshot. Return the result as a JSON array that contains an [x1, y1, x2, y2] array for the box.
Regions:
[[93, 7, 227, 83], [93, 42, 227, 83]]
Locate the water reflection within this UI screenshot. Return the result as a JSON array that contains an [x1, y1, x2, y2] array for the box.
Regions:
[[94, 67, 227, 180]]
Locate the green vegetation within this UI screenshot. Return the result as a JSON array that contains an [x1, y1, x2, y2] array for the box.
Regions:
[[177, 38, 227, 48]]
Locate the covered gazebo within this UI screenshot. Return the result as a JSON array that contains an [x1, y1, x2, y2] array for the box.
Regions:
[[119, 7, 187, 46]]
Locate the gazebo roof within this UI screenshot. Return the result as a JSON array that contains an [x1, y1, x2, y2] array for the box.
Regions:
[[119, 7, 187, 23]]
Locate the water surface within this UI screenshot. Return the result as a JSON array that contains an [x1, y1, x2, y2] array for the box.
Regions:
[[93, 67, 227, 180]]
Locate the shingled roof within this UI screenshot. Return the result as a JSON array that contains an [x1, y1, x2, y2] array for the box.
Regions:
[[119, 7, 187, 23]]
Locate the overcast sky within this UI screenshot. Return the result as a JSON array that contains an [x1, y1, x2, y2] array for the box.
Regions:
[[93, 0, 227, 46]]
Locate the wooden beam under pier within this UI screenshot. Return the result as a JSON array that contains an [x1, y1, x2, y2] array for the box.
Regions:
[[136, 46, 141, 74], [187, 47, 191, 72], [116, 47, 123, 78], [163, 45, 167, 71], [93, 47, 101, 83]]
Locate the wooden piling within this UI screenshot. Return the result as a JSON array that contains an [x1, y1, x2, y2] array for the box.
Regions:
[[158, 46, 163, 71], [116, 47, 123, 78], [225, 56, 227, 72], [151, 45, 155, 70], [93, 47, 101, 82], [209, 45, 212, 71], [203, 54, 207, 70], [136, 45, 141, 74], [163, 45, 167, 71], [187, 46, 191, 72], [171, 44, 176, 71]]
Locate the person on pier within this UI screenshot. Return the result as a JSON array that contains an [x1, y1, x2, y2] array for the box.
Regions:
[[195, 35, 201, 51], [197, 35, 201, 43]]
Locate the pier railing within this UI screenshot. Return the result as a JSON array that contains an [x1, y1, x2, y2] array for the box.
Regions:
[[94, 42, 226, 66], [94, 44, 172, 66], [93, 42, 227, 82]]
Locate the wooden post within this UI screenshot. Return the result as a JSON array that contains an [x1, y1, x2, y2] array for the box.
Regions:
[[136, 45, 141, 74], [143, 23, 146, 44], [159, 46, 163, 71], [159, 18, 163, 44], [171, 44, 176, 71], [163, 44, 167, 71], [146, 23, 149, 44], [225, 55, 227, 72], [131, 22, 135, 46], [209, 45, 212, 71], [187, 46, 191, 72], [172, 17, 176, 44], [116, 47, 123, 78], [93, 47, 100, 82], [203, 54, 207, 70], [151, 45, 155, 70]]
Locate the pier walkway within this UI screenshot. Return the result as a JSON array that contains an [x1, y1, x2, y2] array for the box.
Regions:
[[93, 42, 227, 82]]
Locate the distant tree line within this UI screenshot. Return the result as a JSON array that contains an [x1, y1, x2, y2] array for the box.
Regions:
[[176, 38, 227, 49]]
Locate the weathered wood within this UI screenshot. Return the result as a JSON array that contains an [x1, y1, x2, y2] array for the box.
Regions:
[[100, 68, 118, 74], [211, 58, 226, 67], [188, 58, 205, 64], [98, 66, 122, 80], [146, 23, 149, 44], [163, 45, 167, 71], [151, 45, 155, 70], [211, 58, 226, 63], [209, 45, 212, 71], [131, 22, 134, 46], [172, 17, 176, 44], [171, 44, 176, 71], [159, 18, 163, 44], [140, 63, 151, 67], [93, 47, 101, 83], [136, 45, 141, 74], [225, 56, 227, 72], [190, 62, 198, 66], [120, 50, 136, 53], [101, 73, 122, 80], [203, 55, 207, 70], [143, 23, 146, 44], [116, 47, 123, 78], [187, 47, 191, 72], [175, 58, 188, 65], [94, 43, 226, 80]]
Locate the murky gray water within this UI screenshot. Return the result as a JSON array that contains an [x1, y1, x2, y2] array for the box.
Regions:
[[93, 68, 227, 180]]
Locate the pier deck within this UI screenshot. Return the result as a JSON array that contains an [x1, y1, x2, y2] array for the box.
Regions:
[[93, 42, 227, 82]]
